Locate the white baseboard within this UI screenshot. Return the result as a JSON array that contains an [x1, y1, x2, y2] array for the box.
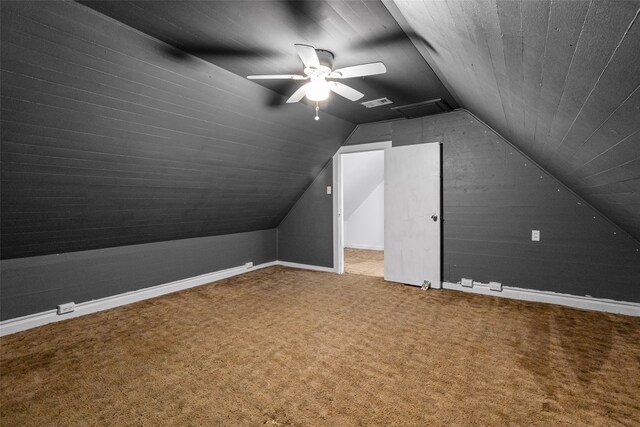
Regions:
[[443, 281, 640, 316], [0, 260, 333, 336], [344, 244, 384, 251], [0, 261, 277, 337], [276, 260, 336, 273], [4, 262, 636, 336]]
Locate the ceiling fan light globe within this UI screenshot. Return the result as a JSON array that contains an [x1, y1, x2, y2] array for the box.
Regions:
[[305, 80, 330, 101]]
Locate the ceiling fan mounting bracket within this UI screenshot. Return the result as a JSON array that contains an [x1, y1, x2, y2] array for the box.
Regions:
[[310, 49, 334, 76], [315, 49, 334, 65]]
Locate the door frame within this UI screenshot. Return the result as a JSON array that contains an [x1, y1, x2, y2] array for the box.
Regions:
[[332, 141, 392, 274]]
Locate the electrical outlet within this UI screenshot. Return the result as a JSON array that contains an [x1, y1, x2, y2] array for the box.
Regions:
[[244, 262, 253, 269], [57, 302, 75, 315], [461, 278, 473, 287], [489, 282, 502, 292], [532, 230, 540, 241], [326, 186, 332, 195]]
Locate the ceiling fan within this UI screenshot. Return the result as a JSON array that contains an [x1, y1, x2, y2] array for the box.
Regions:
[[247, 44, 387, 120]]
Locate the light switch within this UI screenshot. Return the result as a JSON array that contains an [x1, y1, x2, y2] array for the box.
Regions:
[[532, 230, 540, 241], [326, 186, 332, 195]]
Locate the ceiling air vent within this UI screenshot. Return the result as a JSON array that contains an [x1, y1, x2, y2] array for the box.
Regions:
[[361, 97, 393, 108], [391, 98, 453, 119]]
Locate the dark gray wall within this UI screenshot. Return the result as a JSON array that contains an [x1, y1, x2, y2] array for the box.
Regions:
[[281, 110, 640, 302], [1, 229, 276, 320], [1, 1, 354, 259], [277, 161, 334, 268], [394, 111, 639, 302], [344, 120, 394, 146]]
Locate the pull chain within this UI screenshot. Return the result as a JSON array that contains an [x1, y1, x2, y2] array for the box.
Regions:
[[314, 102, 320, 121]]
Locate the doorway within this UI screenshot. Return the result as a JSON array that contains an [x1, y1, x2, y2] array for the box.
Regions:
[[342, 149, 385, 277], [333, 141, 442, 288], [333, 141, 391, 276]]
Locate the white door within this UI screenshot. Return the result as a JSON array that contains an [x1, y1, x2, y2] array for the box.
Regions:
[[384, 143, 441, 288]]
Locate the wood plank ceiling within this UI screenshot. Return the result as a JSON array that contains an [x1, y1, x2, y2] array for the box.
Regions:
[[0, 1, 356, 258], [2, 0, 638, 259], [78, 0, 458, 124], [388, 0, 640, 241]]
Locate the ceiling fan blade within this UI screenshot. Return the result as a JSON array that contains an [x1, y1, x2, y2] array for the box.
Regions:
[[330, 62, 387, 79], [329, 82, 364, 101], [294, 44, 320, 69], [247, 74, 307, 80], [286, 85, 308, 103]]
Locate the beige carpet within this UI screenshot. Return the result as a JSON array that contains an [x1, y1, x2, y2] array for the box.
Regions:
[[344, 248, 384, 277], [1, 266, 639, 426]]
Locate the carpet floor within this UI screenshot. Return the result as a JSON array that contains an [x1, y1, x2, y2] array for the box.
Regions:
[[1, 266, 639, 426], [344, 248, 384, 277]]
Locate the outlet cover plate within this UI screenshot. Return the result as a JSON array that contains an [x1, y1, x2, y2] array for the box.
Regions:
[[461, 278, 473, 287], [489, 282, 502, 291], [532, 230, 540, 241], [57, 302, 75, 315]]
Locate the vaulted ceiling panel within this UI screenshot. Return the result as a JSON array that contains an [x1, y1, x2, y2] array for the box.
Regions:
[[389, 0, 640, 240], [0, 1, 355, 258], [520, 0, 549, 146], [79, 0, 458, 124], [3, 0, 638, 260], [542, 1, 634, 162]]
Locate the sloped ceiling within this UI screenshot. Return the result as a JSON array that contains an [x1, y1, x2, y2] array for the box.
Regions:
[[386, 0, 640, 241], [2, 0, 638, 260], [78, 0, 458, 124], [0, 1, 354, 258]]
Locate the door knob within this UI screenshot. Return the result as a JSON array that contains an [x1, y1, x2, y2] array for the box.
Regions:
[[431, 214, 438, 222]]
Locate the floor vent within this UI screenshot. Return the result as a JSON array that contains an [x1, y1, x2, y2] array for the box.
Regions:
[[391, 98, 453, 118], [361, 97, 393, 108]]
